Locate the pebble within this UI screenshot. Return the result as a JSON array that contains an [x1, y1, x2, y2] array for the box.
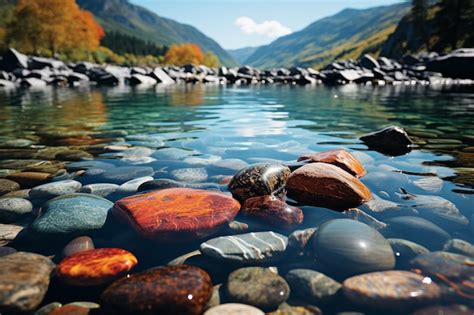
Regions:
[[287, 163, 372, 210], [288, 228, 318, 251], [386, 216, 451, 250], [443, 239, 474, 257], [200, 231, 288, 264], [80, 183, 119, 197], [29, 193, 113, 238], [34, 302, 62, 315], [211, 158, 249, 173], [138, 178, 221, 192], [285, 269, 341, 304], [342, 271, 441, 309], [96, 166, 154, 184], [313, 219, 395, 276], [6, 172, 51, 188], [360, 126, 413, 155], [0, 252, 55, 313], [225, 267, 290, 311], [0, 178, 20, 196], [0, 197, 33, 223], [66, 161, 115, 171], [116, 176, 154, 194], [241, 195, 303, 230], [388, 238, 429, 268], [228, 163, 290, 202], [63, 236, 95, 257], [0, 223, 24, 246], [49, 304, 90, 315], [29, 179, 82, 200], [113, 188, 240, 241], [298, 149, 366, 177], [171, 167, 208, 182], [205, 303, 264, 315], [57, 248, 138, 286], [101, 265, 212, 315]]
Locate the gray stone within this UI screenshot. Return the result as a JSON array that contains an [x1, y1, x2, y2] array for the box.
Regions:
[[0, 223, 24, 246], [80, 183, 119, 197], [200, 231, 288, 264], [443, 239, 474, 257], [116, 176, 154, 194], [0, 198, 33, 223], [388, 238, 430, 268], [63, 236, 95, 257], [205, 303, 264, 315], [0, 179, 20, 196], [171, 168, 208, 182], [97, 166, 154, 184], [285, 269, 341, 304], [29, 179, 82, 200]]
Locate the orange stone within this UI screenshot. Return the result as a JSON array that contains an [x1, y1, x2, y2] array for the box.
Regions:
[[49, 305, 90, 315], [298, 149, 366, 177], [6, 172, 51, 188], [57, 248, 137, 286], [113, 188, 241, 242]]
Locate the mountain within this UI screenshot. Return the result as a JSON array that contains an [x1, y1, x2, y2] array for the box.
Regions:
[[227, 46, 260, 65], [76, 0, 237, 66], [245, 2, 410, 69]]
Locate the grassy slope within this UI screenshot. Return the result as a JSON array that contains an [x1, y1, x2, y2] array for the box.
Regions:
[[227, 46, 260, 65], [245, 3, 410, 69]]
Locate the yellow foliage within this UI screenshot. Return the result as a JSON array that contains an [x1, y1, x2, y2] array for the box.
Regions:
[[163, 43, 204, 66], [203, 51, 220, 68]]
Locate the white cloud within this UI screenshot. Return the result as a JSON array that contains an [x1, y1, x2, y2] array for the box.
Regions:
[[234, 16, 292, 38]]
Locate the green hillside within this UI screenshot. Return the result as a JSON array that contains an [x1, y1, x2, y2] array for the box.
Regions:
[[227, 46, 260, 65], [245, 3, 410, 69]]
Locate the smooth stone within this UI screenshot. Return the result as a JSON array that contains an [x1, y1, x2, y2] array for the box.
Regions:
[[184, 155, 221, 165], [55, 150, 93, 161], [116, 176, 154, 194], [343, 208, 387, 230], [241, 195, 303, 230], [0, 197, 33, 222], [167, 250, 202, 266], [2, 188, 31, 199], [298, 149, 366, 177], [49, 305, 90, 315], [342, 271, 441, 309], [0, 247, 16, 257], [29, 194, 113, 238], [96, 166, 154, 184], [66, 302, 100, 309], [226, 267, 290, 311], [313, 219, 395, 276], [6, 172, 51, 188], [34, 302, 62, 315], [412, 304, 474, 315], [57, 248, 138, 286], [171, 168, 208, 183], [211, 159, 249, 173], [63, 236, 95, 257], [413, 176, 443, 193], [443, 239, 474, 257], [268, 304, 322, 315], [361, 194, 401, 215], [152, 147, 195, 160], [0, 252, 55, 313], [0, 179, 20, 196], [285, 269, 341, 304], [101, 265, 212, 315], [80, 183, 119, 197], [138, 179, 221, 192], [29, 180, 82, 200], [203, 284, 222, 311], [288, 228, 318, 251], [386, 216, 450, 250], [0, 223, 24, 246], [205, 303, 264, 315], [66, 161, 115, 171], [228, 163, 290, 202], [287, 163, 372, 210], [113, 188, 240, 241], [200, 231, 288, 264], [360, 126, 413, 155], [388, 238, 430, 268]]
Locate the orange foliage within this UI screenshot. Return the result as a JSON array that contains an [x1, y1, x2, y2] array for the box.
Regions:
[[163, 43, 205, 66]]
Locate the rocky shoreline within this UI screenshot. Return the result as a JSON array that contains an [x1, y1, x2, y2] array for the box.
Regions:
[[0, 48, 473, 89]]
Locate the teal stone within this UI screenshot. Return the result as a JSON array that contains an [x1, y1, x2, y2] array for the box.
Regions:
[[29, 193, 113, 238]]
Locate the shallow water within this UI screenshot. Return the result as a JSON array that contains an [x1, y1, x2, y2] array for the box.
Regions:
[[0, 84, 473, 313]]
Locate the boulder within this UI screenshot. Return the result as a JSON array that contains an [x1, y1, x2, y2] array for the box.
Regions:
[[0, 48, 28, 72], [427, 49, 474, 79], [129, 74, 157, 86], [150, 67, 175, 84], [297, 149, 366, 177], [359, 54, 380, 70], [360, 126, 414, 155]]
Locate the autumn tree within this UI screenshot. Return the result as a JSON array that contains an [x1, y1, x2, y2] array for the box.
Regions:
[[163, 43, 205, 65], [6, 0, 104, 56], [203, 51, 220, 67]]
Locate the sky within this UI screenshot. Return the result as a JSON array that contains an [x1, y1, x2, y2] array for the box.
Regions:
[[131, 0, 404, 50]]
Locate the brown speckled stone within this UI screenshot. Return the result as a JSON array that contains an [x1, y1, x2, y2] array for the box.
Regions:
[[242, 195, 303, 230], [298, 149, 366, 177], [229, 163, 290, 202], [101, 265, 213, 315]]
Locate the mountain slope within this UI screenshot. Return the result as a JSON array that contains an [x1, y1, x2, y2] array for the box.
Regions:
[[245, 2, 410, 69], [227, 46, 260, 65], [76, 0, 237, 66]]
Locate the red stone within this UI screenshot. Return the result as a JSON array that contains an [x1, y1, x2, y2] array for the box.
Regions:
[[287, 163, 372, 210], [49, 305, 90, 315], [57, 248, 137, 286], [242, 195, 303, 230], [298, 149, 366, 177], [113, 188, 241, 242]]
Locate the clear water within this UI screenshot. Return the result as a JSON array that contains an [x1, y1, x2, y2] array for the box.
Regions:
[[0, 84, 473, 313]]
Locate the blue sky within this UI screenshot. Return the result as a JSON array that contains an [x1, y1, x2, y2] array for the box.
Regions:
[[131, 0, 404, 49]]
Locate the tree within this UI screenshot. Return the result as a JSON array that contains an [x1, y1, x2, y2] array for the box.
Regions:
[[412, 0, 430, 50], [6, 0, 103, 56], [203, 51, 220, 68], [439, 0, 474, 49], [163, 43, 205, 65]]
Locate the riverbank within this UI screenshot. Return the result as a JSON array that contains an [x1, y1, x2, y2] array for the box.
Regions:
[[0, 48, 473, 90]]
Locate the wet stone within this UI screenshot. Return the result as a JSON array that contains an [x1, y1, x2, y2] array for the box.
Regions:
[[200, 231, 288, 264], [0, 252, 55, 313], [443, 239, 474, 257], [298, 149, 366, 177], [211, 158, 249, 173], [285, 269, 341, 304], [228, 163, 290, 202], [204, 303, 264, 315], [66, 161, 115, 171], [241, 195, 303, 230], [0, 246, 16, 257], [101, 265, 213, 315], [343, 271, 441, 310], [0, 197, 33, 223], [0, 179, 20, 196], [57, 248, 138, 286], [63, 236, 95, 257], [34, 302, 62, 315], [29, 179, 82, 200], [388, 238, 429, 268], [0, 223, 24, 246], [360, 126, 414, 155], [171, 167, 208, 182], [113, 188, 240, 242], [49, 304, 90, 315], [413, 176, 443, 193], [412, 304, 474, 315], [288, 228, 318, 251], [287, 163, 372, 210], [313, 219, 395, 276], [268, 304, 322, 315], [29, 193, 113, 238], [138, 178, 221, 192], [95, 166, 154, 184], [80, 183, 119, 198], [225, 267, 290, 311], [6, 172, 51, 188]]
